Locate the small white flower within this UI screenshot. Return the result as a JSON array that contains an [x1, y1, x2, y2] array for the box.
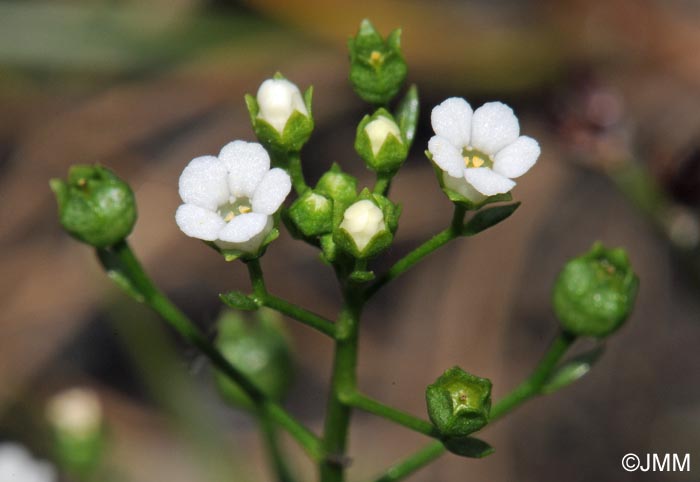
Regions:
[[340, 200, 386, 251], [428, 97, 540, 202], [0, 443, 56, 482], [46, 388, 102, 438], [175, 140, 291, 253], [364, 116, 402, 155], [256, 78, 308, 134]]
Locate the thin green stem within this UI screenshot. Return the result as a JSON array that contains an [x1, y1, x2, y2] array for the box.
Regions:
[[490, 330, 577, 420], [367, 329, 577, 482], [373, 173, 392, 195], [257, 409, 296, 482], [320, 285, 363, 482], [342, 391, 438, 438], [366, 205, 466, 300], [99, 241, 324, 461], [370, 441, 445, 482], [246, 259, 336, 338], [287, 151, 308, 195]]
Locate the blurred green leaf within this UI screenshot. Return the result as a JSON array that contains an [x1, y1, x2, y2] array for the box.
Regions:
[[463, 202, 520, 236], [542, 345, 605, 394], [395, 84, 419, 148]]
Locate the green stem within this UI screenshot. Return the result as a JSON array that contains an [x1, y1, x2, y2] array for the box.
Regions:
[[342, 391, 438, 438], [320, 287, 363, 482], [287, 151, 308, 195], [373, 173, 392, 195], [490, 330, 577, 420], [257, 409, 296, 482], [99, 241, 324, 461], [246, 259, 337, 338], [370, 441, 445, 482], [367, 329, 577, 482], [366, 205, 466, 299]]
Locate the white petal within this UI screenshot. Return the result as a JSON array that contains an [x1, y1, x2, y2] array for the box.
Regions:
[[257, 78, 308, 133], [218, 212, 270, 243], [428, 136, 465, 178], [178, 156, 229, 210], [464, 168, 516, 196], [442, 172, 486, 204], [175, 204, 225, 241], [493, 135, 540, 179], [470, 102, 520, 155], [252, 168, 292, 215], [219, 140, 270, 198], [431, 97, 472, 147]]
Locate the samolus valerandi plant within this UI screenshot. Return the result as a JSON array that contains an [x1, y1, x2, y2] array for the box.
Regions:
[[50, 18, 640, 482]]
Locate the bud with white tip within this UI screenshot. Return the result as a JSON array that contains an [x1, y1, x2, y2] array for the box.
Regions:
[[355, 109, 407, 174], [334, 190, 400, 258]]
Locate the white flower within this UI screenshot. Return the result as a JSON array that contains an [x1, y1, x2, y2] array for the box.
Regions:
[[46, 388, 102, 438], [256, 78, 308, 134], [175, 140, 291, 253], [340, 200, 385, 251], [364, 116, 402, 155], [428, 97, 540, 202], [0, 443, 56, 482]]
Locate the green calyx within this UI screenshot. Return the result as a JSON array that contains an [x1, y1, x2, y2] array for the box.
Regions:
[[553, 242, 639, 338], [285, 190, 334, 239], [50, 164, 137, 248], [214, 309, 294, 410], [355, 108, 408, 174], [348, 19, 407, 105], [426, 367, 492, 438], [333, 188, 400, 259], [245, 75, 314, 155]]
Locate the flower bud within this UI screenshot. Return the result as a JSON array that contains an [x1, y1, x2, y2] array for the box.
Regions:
[[355, 109, 407, 174], [348, 19, 407, 105], [315, 164, 358, 210], [50, 165, 137, 247], [245, 74, 313, 154], [553, 242, 639, 338], [333, 190, 399, 259], [46, 388, 104, 476], [214, 310, 293, 410], [426, 367, 492, 438], [286, 190, 334, 239]]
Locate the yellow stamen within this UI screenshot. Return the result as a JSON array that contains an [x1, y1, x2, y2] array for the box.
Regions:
[[370, 51, 382, 62], [77, 178, 87, 187], [471, 156, 485, 168], [238, 205, 251, 214], [224, 211, 235, 222]]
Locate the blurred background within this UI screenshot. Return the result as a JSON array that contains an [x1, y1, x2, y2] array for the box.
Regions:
[[1, 0, 699, 480]]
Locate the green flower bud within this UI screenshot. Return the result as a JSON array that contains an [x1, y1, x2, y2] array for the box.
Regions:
[[245, 73, 314, 154], [214, 310, 293, 410], [348, 19, 407, 105], [426, 367, 492, 438], [46, 388, 105, 476], [333, 189, 400, 259], [355, 108, 408, 174], [315, 163, 358, 213], [553, 242, 639, 338], [286, 190, 334, 238], [50, 165, 137, 247]]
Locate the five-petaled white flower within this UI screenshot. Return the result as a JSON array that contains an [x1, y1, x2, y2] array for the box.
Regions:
[[428, 98, 540, 202], [175, 141, 291, 254], [0, 443, 56, 482], [257, 78, 308, 134]]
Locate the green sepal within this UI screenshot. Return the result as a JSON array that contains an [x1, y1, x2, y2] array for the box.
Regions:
[[395, 84, 419, 148], [426, 367, 492, 438], [462, 202, 520, 236], [349, 270, 375, 283], [348, 19, 407, 105], [427, 153, 513, 210], [219, 291, 261, 311], [355, 108, 408, 174], [285, 190, 334, 238], [542, 345, 605, 394], [51, 428, 105, 477], [51, 164, 137, 248], [320, 233, 338, 264], [442, 436, 495, 458], [315, 163, 359, 217], [552, 243, 639, 338]]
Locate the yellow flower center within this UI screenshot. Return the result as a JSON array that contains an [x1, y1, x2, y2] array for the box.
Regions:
[[462, 147, 493, 169], [218, 198, 252, 222]]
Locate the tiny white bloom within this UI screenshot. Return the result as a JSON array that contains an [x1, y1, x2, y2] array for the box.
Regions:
[[256, 78, 308, 134], [175, 140, 291, 253], [0, 443, 56, 482], [46, 388, 102, 438], [340, 200, 385, 251], [364, 116, 402, 155], [428, 97, 540, 202]]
